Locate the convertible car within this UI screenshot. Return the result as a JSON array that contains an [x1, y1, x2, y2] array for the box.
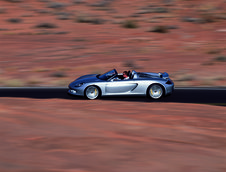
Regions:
[[68, 69, 174, 100]]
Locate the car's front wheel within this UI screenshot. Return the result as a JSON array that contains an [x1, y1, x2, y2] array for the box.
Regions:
[[147, 84, 164, 99], [85, 86, 100, 100]]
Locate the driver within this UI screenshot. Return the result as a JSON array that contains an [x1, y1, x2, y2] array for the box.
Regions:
[[123, 71, 129, 80], [113, 70, 130, 81]]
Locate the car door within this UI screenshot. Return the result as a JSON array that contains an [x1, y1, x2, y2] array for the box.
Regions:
[[105, 79, 138, 94]]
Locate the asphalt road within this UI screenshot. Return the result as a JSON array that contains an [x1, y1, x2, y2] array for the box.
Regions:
[[0, 87, 226, 105]]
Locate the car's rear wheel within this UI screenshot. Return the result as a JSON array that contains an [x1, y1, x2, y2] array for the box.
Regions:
[[148, 84, 164, 99], [85, 86, 100, 100]]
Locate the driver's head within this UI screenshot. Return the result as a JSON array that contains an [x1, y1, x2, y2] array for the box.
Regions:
[[123, 71, 128, 78]]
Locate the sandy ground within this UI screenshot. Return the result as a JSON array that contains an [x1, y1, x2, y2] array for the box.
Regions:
[[0, 97, 225, 172]]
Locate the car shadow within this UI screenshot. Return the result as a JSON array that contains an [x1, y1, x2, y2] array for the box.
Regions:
[[0, 87, 226, 106]]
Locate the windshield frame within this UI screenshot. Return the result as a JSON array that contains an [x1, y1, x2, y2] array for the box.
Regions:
[[98, 69, 118, 80]]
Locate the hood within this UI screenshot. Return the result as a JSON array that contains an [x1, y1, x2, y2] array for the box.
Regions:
[[69, 74, 99, 88], [75, 74, 98, 81]]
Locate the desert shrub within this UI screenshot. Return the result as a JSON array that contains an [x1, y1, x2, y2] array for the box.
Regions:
[[206, 49, 221, 54], [91, 18, 105, 24], [163, 0, 174, 6], [35, 23, 57, 28], [56, 12, 71, 20], [37, 9, 51, 14], [35, 31, 52, 35], [152, 7, 169, 13], [76, 14, 92, 23], [38, 0, 50, 2], [202, 61, 214, 66], [0, 7, 6, 14], [51, 72, 67, 77], [148, 25, 168, 33], [7, 18, 22, 23], [94, 7, 114, 12], [72, 0, 86, 4], [123, 60, 136, 68], [167, 25, 179, 29], [182, 14, 217, 24], [113, 15, 126, 19], [136, 7, 169, 14], [181, 17, 203, 23], [47, 2, 66, 9], [200, 13, 217, 23], [136, 10, 151, 14], [72, 38, 87, 42], [89, 0, 111, 7], [4, 0, 23, 2], [130, 14, 141, 18], [122, 20, 138, 29], [54, 31, 69, 34], [0, 28, 8, 31], [76, 14, 105, 24], [214, 56, 226, 62], [112, 20, 124, 24], [21, 13, 33, 17], [55, 12, 71, 16], [215, 14, 226, 20]]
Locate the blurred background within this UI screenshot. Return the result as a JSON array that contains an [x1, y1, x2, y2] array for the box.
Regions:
[[0, 0, 226, 87], [0, 1, 226, 172]]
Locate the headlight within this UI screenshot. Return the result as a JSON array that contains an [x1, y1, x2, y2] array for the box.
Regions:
[[74, 83, 84, 87]]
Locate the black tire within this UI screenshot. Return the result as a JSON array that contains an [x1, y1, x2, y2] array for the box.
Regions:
[[147, 84, 164, 100], [85, 85, 100, 100]]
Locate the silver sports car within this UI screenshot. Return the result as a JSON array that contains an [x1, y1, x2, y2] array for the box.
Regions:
[[68, 69, 174, 100]]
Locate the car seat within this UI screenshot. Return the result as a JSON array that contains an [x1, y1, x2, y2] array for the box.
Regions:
[[131, 70, 138, 79], [127, 70, 131, 79]]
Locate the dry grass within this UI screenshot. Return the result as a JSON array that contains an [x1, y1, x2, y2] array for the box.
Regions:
[[49, 79, 70, 86], [32, 67, 51, 73], [26, 79, 42, 86], [4, 79, 25, 87], [176, 74, 196, 82], [199, 79, 215, 86]]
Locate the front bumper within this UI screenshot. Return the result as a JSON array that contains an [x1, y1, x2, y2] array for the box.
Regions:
[[68, 89, 77, 95], [68, 87, 84, 96], [165, 84, 174, 95]]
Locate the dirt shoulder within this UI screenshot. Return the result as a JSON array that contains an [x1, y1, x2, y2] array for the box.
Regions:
[[0, 97, 225, 172]]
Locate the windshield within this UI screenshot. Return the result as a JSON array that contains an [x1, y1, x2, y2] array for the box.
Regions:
[[98, 69, 117, 80]]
